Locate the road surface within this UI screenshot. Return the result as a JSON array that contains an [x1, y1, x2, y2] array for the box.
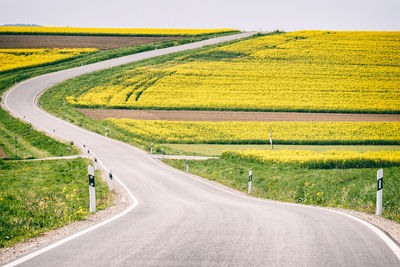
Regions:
[[3, 32, 400, 266]]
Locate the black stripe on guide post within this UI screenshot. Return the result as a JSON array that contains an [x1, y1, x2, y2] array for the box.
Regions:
[[109, 172, 112, 180], [377, 178, 383, 191], [89, 174, 95, 187]]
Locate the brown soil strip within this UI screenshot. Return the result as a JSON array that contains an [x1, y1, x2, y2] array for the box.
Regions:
[[77, 108, 400, 122], [0, 147, 9, 159], [0, 35, 184, 50]]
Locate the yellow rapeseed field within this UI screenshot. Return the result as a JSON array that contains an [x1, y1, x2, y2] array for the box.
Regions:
[[0, 48, 98, 72], [107, 119, 400, 145], [0, 26, 238, 36], [68, 31, 400, 113], [222, 149, 400, 168]]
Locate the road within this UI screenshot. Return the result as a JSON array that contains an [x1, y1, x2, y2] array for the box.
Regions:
[[3, 32, 400, 266]]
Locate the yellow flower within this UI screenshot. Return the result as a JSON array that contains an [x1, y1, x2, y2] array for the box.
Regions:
[[106, 119, 400, 145], [0, 48, 98, 72], [69, 31, 400, 114], [221, 149, 400, 168]]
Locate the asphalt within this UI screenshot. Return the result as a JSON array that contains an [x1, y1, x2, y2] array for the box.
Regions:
[[2, 32, 400, 266]]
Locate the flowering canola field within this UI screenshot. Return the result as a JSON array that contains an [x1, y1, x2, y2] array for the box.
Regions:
[[0, 48, 98, 72], [107, 119, 400, 145], [222, 149, 400, 169], [0, 26, 238, 36], [68, 31, 400, 113]]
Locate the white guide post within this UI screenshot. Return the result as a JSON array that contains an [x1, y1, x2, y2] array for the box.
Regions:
[[109, 170, 113, 191], [66, 113, 68, 122], [105, 127, 107, 137], [269, 131, 274, 150], [376, 169, 383, 215], [248, 170, 252, 194], [161, 148, 164, 160], [150, 143, 153, 154], [15, 136, 17, 157], [186, 159, 189, 172], [88, 165, 96, 213]]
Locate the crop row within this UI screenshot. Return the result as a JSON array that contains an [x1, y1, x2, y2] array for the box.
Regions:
[[222, 149, 400, 169], [0, 26, 239, 37], [68, 31, 400, 113], [107, 119, 400, 145], [0, 48, 98, 73]]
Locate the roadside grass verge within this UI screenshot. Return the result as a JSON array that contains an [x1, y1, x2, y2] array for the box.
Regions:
[[0, 158, 113, 248], [164, 158, 400, 223], [0, 109, 77, 159]]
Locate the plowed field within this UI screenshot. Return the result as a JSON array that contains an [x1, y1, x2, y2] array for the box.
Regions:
[[77, 108, 400, 122], [0, 35, 184, 50]]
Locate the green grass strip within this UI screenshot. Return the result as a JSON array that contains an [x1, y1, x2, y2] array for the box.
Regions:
[[0, 158, 113, 248], [0, 109, 77, 159], [164, 158, 400, 223]]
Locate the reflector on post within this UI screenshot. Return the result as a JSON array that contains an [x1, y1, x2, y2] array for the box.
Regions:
[[88, 165, 96, 213]]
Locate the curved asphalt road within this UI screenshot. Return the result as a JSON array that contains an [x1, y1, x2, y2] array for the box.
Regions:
[[3, 32, 400, 266]]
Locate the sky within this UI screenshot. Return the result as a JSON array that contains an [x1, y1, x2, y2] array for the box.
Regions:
[[1, 0, 399, 31]]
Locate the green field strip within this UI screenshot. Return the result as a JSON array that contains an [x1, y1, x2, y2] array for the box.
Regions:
[[0, 158, 113, 248], [0, 121, 50, 159]]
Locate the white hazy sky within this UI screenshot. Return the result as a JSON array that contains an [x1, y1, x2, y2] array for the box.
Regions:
[[1, 0, 399, 31]]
